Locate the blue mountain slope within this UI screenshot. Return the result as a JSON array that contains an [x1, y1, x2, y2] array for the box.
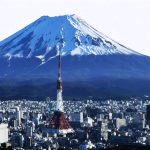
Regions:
[[0, 15, 150, 98]]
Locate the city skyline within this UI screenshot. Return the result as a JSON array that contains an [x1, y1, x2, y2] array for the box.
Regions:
[[0, 0, 150, 56]]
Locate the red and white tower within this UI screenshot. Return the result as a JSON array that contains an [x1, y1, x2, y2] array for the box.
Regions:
[[49, 34, 73, 134], [56, 48, 64, 112]]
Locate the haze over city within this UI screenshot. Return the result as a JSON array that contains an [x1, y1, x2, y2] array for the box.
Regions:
[[0, 0, 150, 56]]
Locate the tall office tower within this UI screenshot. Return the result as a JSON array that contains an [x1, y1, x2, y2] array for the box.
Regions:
[[100, 119, 108, 141], [0, 123, 8, 144], [116, 118, 126, 129], [146, 105, 150, 123], [49, 33, 73, 135], [16, 107, 21, 126], [70, 112, 84, 123], [46, 97, 53, 113], [26, 125, 33, 137]]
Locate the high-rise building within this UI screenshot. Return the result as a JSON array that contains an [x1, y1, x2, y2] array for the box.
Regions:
[[70, 112, 83, 123], [16, 107, 21, 126], [46, 97, 53, 113], [0, 123, 8, 144], [146, 105, 150, 122], [18, 134, 24, 148], [26, 122, 34, 137], [116, 118, 126, 129], [100, 119, 108, 141], [49, 35, 73, 135]]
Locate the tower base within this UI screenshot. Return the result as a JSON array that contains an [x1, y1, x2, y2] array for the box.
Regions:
[[49, 111, 74, 135]]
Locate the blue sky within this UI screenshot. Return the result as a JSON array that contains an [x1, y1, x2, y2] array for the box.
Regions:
[[0, 0, 150, 55]]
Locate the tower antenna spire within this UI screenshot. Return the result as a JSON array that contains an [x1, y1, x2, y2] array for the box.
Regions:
[[56, 28, 64, 112], [58, 45, 62, 82]]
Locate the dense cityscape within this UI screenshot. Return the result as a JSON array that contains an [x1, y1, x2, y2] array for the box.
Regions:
[[1, 97, 150, 149]]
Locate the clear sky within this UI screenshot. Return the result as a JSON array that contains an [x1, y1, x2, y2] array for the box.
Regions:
[[0, 0, 150, 55]]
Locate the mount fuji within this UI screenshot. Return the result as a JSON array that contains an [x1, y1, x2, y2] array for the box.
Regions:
[[0, 15, 150, 99]]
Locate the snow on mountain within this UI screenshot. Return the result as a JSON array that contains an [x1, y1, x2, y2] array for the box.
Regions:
[[1, 15, 150, 98], [0, 14, 141, 63]]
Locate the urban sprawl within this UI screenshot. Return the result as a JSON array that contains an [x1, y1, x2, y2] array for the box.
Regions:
[[0, 98, 150, 149]]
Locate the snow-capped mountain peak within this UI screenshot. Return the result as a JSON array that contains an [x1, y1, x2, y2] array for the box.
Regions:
[[0, 14, 142, 62]]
